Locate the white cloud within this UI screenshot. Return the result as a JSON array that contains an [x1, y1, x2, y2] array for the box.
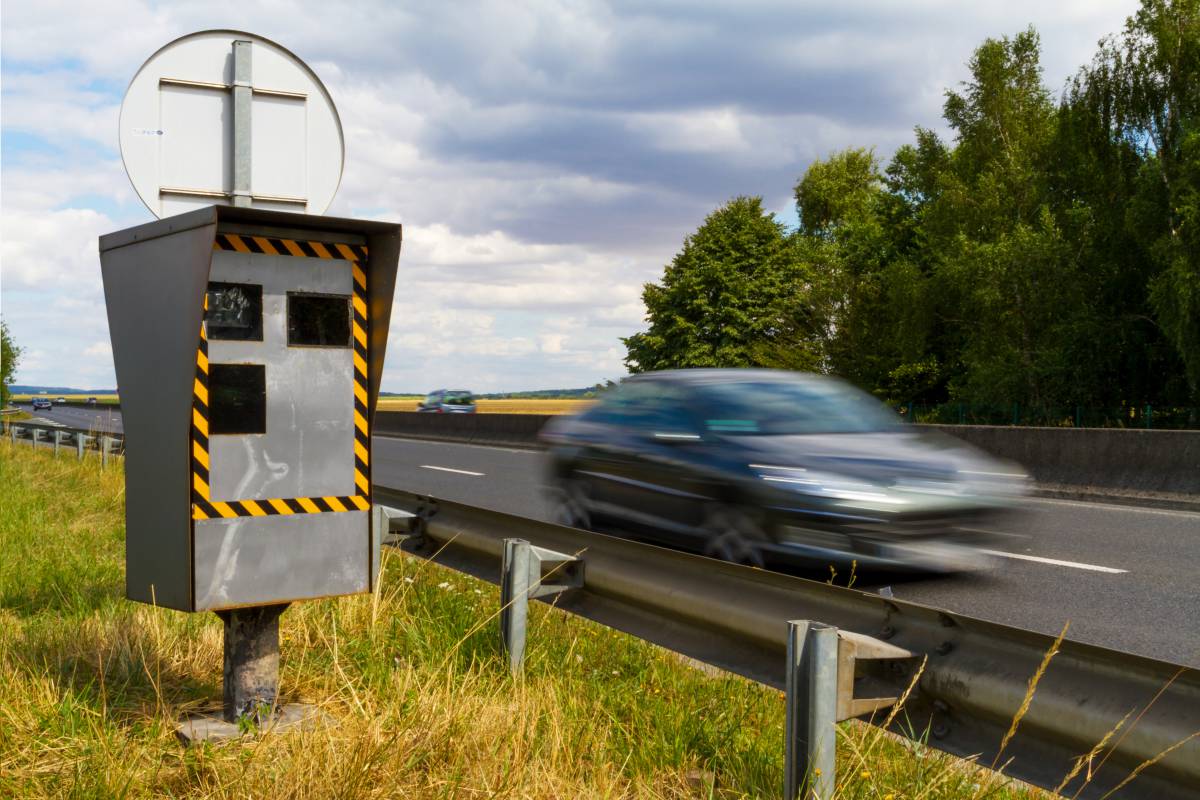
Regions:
[[1, 0, 1141, 391]]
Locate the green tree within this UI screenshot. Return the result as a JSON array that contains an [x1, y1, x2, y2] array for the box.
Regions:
[[1, 319, 21, 409], [623, 197, 812, 372]]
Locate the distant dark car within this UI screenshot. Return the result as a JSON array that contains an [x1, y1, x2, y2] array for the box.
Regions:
[[417, 390, 476, 414], [540, 369, 1028, 573], [87, 397, 98, 405], [31, 397, 52, 411]]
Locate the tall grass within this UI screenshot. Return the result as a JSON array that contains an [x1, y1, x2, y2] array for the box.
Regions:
[[0, 439, 1052, 798]]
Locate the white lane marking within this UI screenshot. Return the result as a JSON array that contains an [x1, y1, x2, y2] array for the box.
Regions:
[[1023, 496, 1200, 519], [979, 549, 1127, 574], [420, 465, 485, 477]]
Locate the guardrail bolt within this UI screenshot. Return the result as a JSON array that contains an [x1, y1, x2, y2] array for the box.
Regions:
[[879, 624, 896, 640], [935, 641, 954, 655], [785, 620, 838, 800]]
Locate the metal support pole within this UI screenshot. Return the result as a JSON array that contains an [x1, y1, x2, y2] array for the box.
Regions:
[[101, 436, 110, 469], [30, 429, 38, 449], [54, 430, 61, 457], [231, 40, 252, 207], [500, 538, 583, 675], [218, 604, 287, 724], [501, 539, 533, 674], [785, 620, 838, 800], [76, 434, 85, 461]]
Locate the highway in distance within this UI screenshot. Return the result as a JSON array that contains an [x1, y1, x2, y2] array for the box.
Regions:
[[23, 404, 1200, 667]]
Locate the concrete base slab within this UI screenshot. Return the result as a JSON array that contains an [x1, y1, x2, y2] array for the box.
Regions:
[[176, 703, 329, 745]]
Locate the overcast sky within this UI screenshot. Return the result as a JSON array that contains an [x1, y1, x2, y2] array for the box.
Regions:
[[1, 0, 1138, 392]]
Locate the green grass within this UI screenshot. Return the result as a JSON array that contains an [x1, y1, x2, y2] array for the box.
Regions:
[[0, 440, 1051, 798]]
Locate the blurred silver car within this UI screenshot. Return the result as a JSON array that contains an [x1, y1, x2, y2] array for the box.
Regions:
[[541, 369, 1029, 573]]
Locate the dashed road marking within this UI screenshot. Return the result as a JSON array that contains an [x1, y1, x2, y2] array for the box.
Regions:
[[420, 465, 485, 477], [980, 549, 1127, 574]]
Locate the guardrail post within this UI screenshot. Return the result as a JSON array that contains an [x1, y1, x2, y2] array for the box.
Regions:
[[101, 436, 111, 469], [29, 428, 38, 449], [785, 620, 838, 800], [76, 434, 85, 461], [54, 430, 62, 457], [501, 539, 531, 673], [500, 538, 583, 675]]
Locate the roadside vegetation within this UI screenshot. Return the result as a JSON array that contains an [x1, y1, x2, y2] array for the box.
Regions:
[[623, 0, 1200, 426], [0, 438, 1054, 798]]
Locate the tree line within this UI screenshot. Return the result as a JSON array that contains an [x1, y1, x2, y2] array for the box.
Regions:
[[623, 0, 1199, 424]]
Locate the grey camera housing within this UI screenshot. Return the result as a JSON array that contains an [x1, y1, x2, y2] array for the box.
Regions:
[[100, 205, 401, 612]]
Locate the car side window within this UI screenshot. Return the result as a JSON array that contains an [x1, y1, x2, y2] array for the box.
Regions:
[[424, 392, 439, 406], [590, 382, 695, 432], [638, 387, 697, 433]]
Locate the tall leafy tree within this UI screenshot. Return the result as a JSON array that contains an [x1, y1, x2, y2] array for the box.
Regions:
[[623, 197, 812, 372], [1, 319, 21, 409]]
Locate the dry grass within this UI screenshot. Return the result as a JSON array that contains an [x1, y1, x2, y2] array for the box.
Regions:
[[0, 439, 1101, 799], [377, 397, 593, 414]]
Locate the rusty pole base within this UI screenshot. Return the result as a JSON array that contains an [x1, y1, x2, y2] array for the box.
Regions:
[[175, 603, 328, 745]]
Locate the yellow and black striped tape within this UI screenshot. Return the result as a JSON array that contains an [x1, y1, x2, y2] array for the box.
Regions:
[[214, 233, 368, 262], [192, 234, 371, 521]]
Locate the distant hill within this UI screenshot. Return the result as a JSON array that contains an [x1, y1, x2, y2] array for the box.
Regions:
[[13, 385, 609, 398], [382, 386, 614, 399], [477, 386, 613, 399]]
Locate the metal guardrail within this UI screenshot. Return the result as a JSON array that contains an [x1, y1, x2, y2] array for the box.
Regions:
[[374, 486, 1199, 800], [4, 421, 125, 464]]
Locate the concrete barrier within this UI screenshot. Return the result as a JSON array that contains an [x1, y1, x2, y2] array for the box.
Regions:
[[374, 411, 552, 448], [375, 412, 1200, 508], [924, 424, 1200, 507]]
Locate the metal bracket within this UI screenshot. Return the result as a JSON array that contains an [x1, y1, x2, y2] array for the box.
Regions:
[[372, 504, 419, 586], [500, 538, 584, 673], [836, 629, 915, 722]]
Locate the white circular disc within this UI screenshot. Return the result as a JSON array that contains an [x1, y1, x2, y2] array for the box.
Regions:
[[119, 30, 344, 218]]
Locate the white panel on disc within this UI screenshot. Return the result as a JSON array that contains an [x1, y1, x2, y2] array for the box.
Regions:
[[252, 94, 307, 199], [119, 30, 343, 217], [159, 84, 231, 193]]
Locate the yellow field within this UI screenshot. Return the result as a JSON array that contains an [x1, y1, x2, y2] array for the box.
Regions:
[[13, 394, 587, 414], [376, 397, 592, 414], [11, 394, 119, 405]]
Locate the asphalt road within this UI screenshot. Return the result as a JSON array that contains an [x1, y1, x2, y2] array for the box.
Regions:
[[19, 403, 124, 434], [372, 436, 1200, 669], [20, 404, 1200, 667]]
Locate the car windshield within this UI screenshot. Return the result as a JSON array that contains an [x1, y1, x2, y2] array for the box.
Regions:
[[691, 379, 901, 435], [444, 392, 474, 405]]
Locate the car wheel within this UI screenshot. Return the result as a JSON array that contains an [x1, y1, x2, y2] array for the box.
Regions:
[[551, 477, 592, 530], [700, 505, 768, 568]]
